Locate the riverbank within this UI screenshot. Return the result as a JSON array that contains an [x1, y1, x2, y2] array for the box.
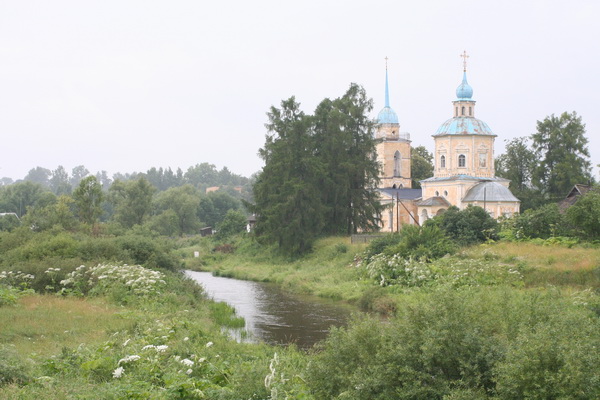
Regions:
[[184, 236, 600, 314], [0, 268, 289, 399]]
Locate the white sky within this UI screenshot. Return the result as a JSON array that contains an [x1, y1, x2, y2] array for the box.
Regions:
[[1, 0, 599, 181]]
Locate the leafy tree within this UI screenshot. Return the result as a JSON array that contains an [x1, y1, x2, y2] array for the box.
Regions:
[[185, 163, 219, 188], [70, 165, 90, 187], [23, 195, 77, 232], [532, 112, 593, 200], [215, 209, 247, 239], [0, 177, 14, 187], [153, 185, 201, 236], [73, 176, 104, 225], [495, 137, 544, 211], [95, 170, 112, 190], [496, 137, 536, 192], [198, 191, 241, 228], [109, 177, 156, 228], [24, 166, 51, 187], [0, 213, 21, 232], [252, 97, 325, 255], [566, 187, 600, 239], [0, 181, 47, 217], [49, 165, 72, 195], [411, 145, 434, 188]]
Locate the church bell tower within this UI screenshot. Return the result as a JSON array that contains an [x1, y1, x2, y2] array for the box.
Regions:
[[375, 58, 412, 189]]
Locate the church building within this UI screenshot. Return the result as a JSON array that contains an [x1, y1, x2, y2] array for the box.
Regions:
[[376, 53, 520, 231]]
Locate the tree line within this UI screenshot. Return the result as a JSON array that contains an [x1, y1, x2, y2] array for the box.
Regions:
[[1, 162, 250, 195], [0, 166, 251, 238], [495, 111, 595, 210]]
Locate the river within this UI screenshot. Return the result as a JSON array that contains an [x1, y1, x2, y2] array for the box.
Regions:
[[185, 271, 352, 349]]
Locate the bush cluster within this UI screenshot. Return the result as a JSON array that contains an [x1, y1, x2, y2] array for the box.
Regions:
[[306, 288, 600, 399]]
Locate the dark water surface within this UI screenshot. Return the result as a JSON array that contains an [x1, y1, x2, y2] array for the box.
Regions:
[[185, 271, 352, 349]]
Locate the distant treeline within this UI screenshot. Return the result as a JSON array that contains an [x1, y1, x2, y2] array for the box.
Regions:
[[0, 162, 253, 237], [0, 162, 251, 194]]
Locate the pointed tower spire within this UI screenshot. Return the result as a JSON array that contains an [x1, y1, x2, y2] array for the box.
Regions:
[[384, 56, 390, 107], [377, 56, 399, 125]]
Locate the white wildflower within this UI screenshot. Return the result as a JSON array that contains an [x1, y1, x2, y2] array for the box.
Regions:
[[156, 345, 168, 352], [186, 369, 193, 375], [112, 366, 124, 378], [183, 337, 189, 342], [118, 355, 141, 364], [205, 342, 213, 348], [181, 358, 194, 367]]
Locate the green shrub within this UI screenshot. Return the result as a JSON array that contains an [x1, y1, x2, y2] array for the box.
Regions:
[[362, 233, 402, 261], [0, 345, 32, 386], [385, 225, 456, 261], [512, 203, 567, 239], [215, 210, 247, 240], [566, 187, 600, 239], [306, 288, 600, 399], [427, 206, 499, 245], [0, 287, 19, 307]]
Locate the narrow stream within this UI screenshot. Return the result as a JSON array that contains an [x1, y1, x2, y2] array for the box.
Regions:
[[185, 271, 352, 349]]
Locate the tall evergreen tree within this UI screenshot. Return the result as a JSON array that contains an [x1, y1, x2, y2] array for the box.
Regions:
[[252, 97, 325, 255], [532, 112, 593, 199], [252, 85, 384, 255]]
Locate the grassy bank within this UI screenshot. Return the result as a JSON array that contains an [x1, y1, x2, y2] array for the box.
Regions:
[[184, 236, 371, 302], [185, 236, 600, 314], [0, 267, 289, 399]]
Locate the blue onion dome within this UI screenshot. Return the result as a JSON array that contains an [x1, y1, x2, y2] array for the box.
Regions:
[[434, 117, 494, 136], [456, 71, 473, 99], [377, 106, 399, 124]]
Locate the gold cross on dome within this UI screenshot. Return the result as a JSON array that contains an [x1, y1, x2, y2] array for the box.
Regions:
[[460, 50, 469, 71]]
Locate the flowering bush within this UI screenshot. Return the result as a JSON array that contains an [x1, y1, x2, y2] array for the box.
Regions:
[[432, 257, 524, 288], [361, 254, 524, 288], [0, 270, 35, 305], [0, 270, 35, 290], [60, 264, 166, 296], [364, 254, 436, 287]]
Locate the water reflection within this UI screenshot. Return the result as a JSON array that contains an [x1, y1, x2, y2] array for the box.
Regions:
[[185, 271, 351, 349]]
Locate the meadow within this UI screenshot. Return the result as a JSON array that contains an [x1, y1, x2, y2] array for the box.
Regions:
[[2, 229, 600, 399]]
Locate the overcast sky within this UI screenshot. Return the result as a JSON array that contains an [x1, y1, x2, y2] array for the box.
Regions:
[[1, 0, 598, 182]]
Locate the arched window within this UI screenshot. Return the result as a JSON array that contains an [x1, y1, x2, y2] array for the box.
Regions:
[[444, 190, 448, 197], [440, 155, 446, 168], [469, 106, 472, 116], [458, 154, 466, 167], [421, 209, 428, 222], [455, 107, 458, 116], [461, 106, 465, 116], [435, 191, 439, 196], [394, 151, 401, 177]]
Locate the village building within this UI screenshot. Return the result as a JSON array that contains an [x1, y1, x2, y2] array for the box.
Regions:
[[376, 53, 520, 231]]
